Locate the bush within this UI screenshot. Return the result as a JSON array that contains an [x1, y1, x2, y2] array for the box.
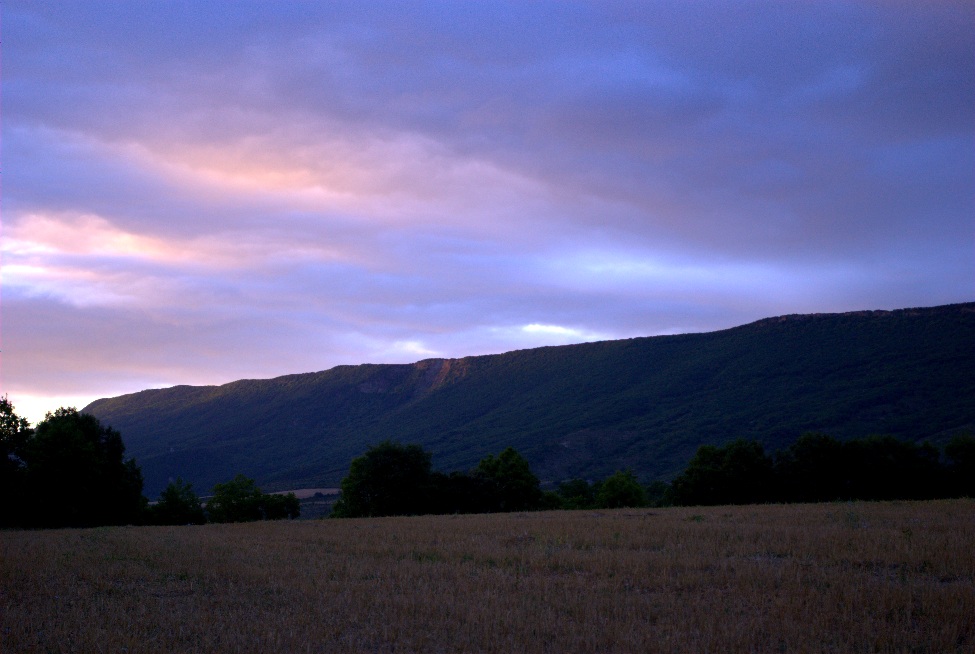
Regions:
[[149, 478, 206, 525], [595, 470, 647, 508], [207, 474, 299, 523], [557, 479, 597, 510]]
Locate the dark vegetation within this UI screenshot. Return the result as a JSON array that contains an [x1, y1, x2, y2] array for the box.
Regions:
[[149, 477, 206, 525], [332, 442, 550, 518], [4, 302, 973, 527], [331, 434, 975, 517], [0, 404, 146, 528], [206, 474, 300, 523], [83, 303, 975, 497], [0, 398, 299, 528], [3, 392, 974, 527], [666, 433, 975, 506]]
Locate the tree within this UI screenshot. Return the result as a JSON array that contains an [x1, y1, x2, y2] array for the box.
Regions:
[[0, 397, 33, 526], [206, 474, 299, 523], [595, 470, 647, 508], [557, 478, 597, 510], [473, 447, 543, 512], [670, 439, 774, 506], [428, 471, 487, 515], [150, 478, 206, 525], [945, 434, 975, 497], [645, 480, 672, 507], [207, 474, 264, 522], [774, 433, 846, 503], [840, 436, 942, 501], [332, 442, 435, 517], [261, 492, 301, 520], [22, 408, 146, 527]]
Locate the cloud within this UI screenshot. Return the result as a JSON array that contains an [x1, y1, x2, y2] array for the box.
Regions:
[[1, 1, 972, 416], [519, 324, 608, 345]]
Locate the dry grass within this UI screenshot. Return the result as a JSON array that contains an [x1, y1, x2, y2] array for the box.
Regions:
[[2, 500, 973, 653]]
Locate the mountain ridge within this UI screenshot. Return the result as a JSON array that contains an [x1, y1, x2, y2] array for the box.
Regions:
[[85, 302, 975, 496]]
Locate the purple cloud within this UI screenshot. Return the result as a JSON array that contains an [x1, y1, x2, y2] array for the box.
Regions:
[[2, 1, 972, 423]]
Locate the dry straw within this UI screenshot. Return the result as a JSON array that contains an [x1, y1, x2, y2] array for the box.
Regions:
[[2, 500, 973, 652]]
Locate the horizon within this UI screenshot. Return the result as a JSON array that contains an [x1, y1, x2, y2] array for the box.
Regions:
[[3, 2, 973, 425], [37, 299, 975, 426]]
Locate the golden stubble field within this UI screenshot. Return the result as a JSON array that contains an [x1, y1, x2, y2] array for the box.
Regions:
[[2, 500, 973, 653]]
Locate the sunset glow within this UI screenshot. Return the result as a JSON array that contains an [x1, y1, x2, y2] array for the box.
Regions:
[[2, 1, 972, 424]]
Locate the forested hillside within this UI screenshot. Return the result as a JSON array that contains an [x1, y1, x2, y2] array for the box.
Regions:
[[85, 303, 975, 496]]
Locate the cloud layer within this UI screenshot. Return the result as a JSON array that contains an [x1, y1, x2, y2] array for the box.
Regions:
[[3, 1, 973, 423]]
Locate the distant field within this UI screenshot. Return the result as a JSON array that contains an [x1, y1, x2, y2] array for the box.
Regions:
[[273, 488, 340, 500], [2, 501, 973, 653]]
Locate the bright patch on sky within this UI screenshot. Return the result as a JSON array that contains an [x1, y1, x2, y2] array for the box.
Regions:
[[5, 393, 103, 427], [1, 262, 135, 307], [7, 213, 175, 261], [384, 341, 440, 358], [1, 210, 374, 309], [513, 324, 609, 345], [562, 251, 767, 287], [1, 1, 970, 411], [522, 323, 583, 337]]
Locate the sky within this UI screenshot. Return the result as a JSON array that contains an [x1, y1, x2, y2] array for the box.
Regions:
[[2, 1, 973, 425]]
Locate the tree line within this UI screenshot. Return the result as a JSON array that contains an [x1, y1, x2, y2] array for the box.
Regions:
[[3, 395, 972, 527], [0, 398, 298, 528], [332, 442, 550, 517], [332, 441, 668, 517], [666, 433, 974, 506], [332, 432, 975, 517], [556, 433, 974, 509]]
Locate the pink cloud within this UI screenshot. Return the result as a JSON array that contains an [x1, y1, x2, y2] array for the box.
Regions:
[[1, 1, 971, 415]]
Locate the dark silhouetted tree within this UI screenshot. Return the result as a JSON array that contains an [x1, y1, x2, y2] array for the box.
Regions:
[[671, 439, 774, 506], [645, 480, 672, 507], [207, 474, 263, 522], [774, 433, 846, 503], [428, 471, 488, 514], [596, 470, 647, 508], [206, 474, 299, 522], [945, 434, 975, 497], [0, 397, 32, 527], [23, 408, 146, 527], [473, 447, 543, 512], [150, 478, 206, 525], [841, 436, 942, 501], [557, 478, 597, 510], [261, 492, 301, 520], [332, 441, 435, 517]]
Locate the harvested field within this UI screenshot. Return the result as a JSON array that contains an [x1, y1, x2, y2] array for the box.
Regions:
[[2, 500, 973, 653]]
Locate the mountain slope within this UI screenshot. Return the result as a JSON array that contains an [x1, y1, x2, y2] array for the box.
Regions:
[[85, 303, 975, 496]]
